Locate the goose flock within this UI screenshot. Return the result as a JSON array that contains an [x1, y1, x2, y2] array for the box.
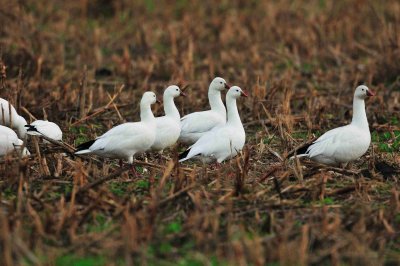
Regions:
[[0, 77, 375, 172]]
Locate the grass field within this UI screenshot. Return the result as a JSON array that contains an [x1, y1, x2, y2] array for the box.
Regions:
[[0, 0, 400, 265]]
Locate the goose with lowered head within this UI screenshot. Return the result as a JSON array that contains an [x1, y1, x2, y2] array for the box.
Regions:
[[25, 120, 63, 142]]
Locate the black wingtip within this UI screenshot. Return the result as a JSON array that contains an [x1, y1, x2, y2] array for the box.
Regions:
[[178, 148, 191, 160], [76, 139, 96, 151], [25, 124, 38, 132]]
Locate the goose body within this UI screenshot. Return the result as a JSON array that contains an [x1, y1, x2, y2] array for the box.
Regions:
[[25, 120, 63, 141], [75, 92, 158, 163], [0, 98, 27, 139], [296, 85, 374, 166], [179, 77, 229, 144], [0, 125, 30, 157], [179, 86, 247, 163], [151, 85, 185, 151]]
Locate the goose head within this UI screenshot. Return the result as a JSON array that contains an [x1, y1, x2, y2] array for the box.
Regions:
[[141, 91, 158, 106], [210, 77, 230, 92], [164, 85, 186, 98], [227, 86, 248, 99], [355, 85, 375, 100]]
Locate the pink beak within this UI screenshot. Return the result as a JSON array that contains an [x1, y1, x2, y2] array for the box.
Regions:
[[241, 90, 249, 97], [366, 89, 375, 97]]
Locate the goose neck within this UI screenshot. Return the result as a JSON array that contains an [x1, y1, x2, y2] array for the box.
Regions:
[[163, 95, 180, 121], [351, 97, 369, 129], [226, 96, 242, 126], [208, 89, 226, 115], [140, 102, 155, 124]]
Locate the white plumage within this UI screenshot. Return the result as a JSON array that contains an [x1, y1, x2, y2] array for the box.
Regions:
[[179, 77, 229, 144], [0, 98, 27, 139], [75, 91, 158, 163], [179, 86, 247, 163], [0, 125, 30, 157], [25, 120, 63, 141], [151, 85, 184, 151], [296, 85, 374, 166]]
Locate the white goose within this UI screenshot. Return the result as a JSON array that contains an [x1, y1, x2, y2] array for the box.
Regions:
[[179, 86, 247, 164], [25, 120, 63, 142], [151, 85, 185, 151], [0, 125, 30, 157], [0, 98, 27, 139], [179, 77, 229, 144], [75, 91, 158, 163], [295, 85, 375, 166]]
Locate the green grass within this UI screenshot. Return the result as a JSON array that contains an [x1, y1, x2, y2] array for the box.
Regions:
[[372, 130, 400, 152]]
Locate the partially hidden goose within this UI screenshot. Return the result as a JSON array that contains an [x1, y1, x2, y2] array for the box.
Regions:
[[179, 86, 247, 164], [25, 120, 63, 142], [0, 125, 30, 157], [151, 85, 185, 151], [0, 98, 27, 139], [179, 77, 229, 144], [293, 85, 375, 166], [75, 91, 158, 163]]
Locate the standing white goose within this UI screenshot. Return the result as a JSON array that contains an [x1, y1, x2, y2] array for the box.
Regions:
[[0, 125, 30, 157], [0, 98, 27, 139], [179, 86, 247, 164], [25, 120, 63, 142], [179, 77, 229, 144], [151, 85, 185, 151], [75, 91, 158, 163], [294, 85, 375, 166]]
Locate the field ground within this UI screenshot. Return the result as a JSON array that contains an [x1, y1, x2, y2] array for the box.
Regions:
[[0, 0, 400, 265]]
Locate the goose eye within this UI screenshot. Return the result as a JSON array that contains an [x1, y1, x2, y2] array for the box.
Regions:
[[176, 89, 179, 91], [220, 82, 222, 84]]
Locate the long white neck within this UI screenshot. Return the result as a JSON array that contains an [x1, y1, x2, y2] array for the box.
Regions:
[[140, 102, 155, 125], [226, 96, 242, 127], [163, 95, 180, 121], [351, 97, 369, 129], [208, 89, 226, 116]]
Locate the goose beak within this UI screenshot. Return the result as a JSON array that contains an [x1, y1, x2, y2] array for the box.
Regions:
[[366, 89, 375, 97], [241, 90, 249, 97], [156, 98, 162, 104], [180, 91, 187, 97], [224, 83, 230, 89]]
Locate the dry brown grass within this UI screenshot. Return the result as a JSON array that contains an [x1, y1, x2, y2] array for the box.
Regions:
[[0, 0, 400, 265]]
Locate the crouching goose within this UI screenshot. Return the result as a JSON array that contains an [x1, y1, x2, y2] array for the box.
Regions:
[[179, 86, 247, 164], [179, 77, 229, 144], [25, 120, 63, 142], [293, 85, 375, 166], [75, 91, 158, 164]]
